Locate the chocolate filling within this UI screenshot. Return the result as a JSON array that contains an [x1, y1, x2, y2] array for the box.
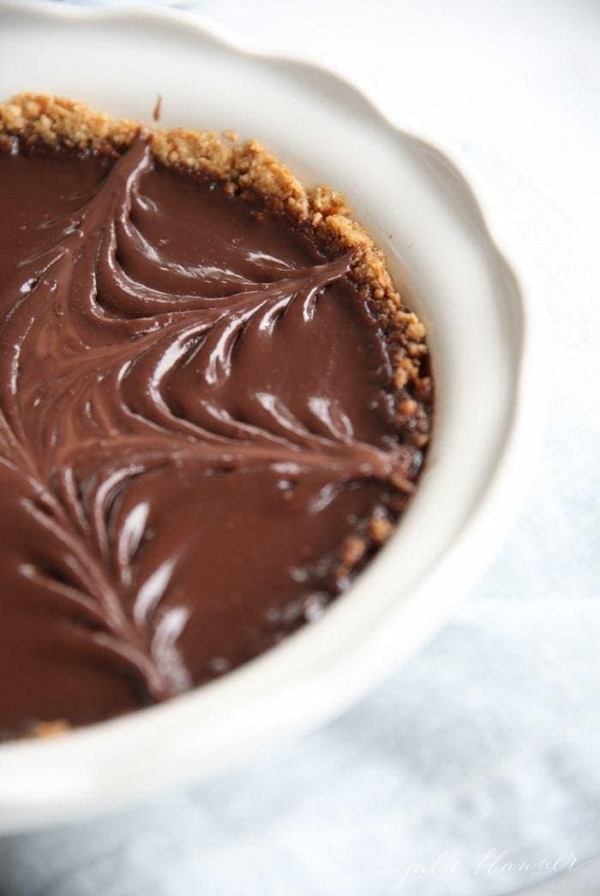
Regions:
[[0, 133, 428, 738]]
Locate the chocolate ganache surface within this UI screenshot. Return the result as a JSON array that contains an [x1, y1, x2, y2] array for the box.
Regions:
[[0, 112, 431, 738]]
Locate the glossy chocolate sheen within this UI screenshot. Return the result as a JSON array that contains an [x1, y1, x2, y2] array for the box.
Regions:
[[0, 135, 423, 737]]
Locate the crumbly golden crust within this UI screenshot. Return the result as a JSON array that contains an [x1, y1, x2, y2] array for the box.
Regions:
[[31, 719, 70, 739]]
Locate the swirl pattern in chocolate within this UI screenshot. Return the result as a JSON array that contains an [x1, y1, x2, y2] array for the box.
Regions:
[[0, 109, 431, 738]]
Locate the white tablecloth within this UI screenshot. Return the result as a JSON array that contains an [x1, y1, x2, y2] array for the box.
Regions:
[[1, 2, 599, 894]]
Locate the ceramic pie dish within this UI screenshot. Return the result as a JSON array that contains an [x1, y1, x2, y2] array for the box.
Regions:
[[0, 2, 545, 831]]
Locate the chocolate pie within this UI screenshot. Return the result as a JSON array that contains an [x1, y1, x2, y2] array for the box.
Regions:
[[0, 94, 432, 739]]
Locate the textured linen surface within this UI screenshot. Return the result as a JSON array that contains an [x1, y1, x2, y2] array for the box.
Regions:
[[0, 2, 599, 895]]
